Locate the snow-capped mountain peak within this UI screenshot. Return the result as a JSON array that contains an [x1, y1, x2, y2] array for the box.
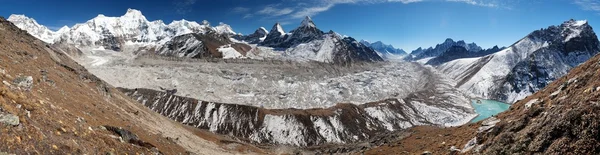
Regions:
[[561, 19, 590, 42], [7, 14, 31, 23], [9, 9, 236, 49], [214, 22, 236, 35], [57, 26, 70, 34], [259, 27, 268, 34], [7, 14, 59, 43], [300, 16, 316, 28], [273, 23, 286, 36], [564, 19, 587, 27], [123, 8, 145, 19]]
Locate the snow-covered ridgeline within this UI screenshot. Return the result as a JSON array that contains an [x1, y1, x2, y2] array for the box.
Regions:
[[8, 9, 235, 49]]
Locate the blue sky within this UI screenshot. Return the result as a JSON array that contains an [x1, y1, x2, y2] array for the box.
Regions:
[[1, 0, 599, 51]]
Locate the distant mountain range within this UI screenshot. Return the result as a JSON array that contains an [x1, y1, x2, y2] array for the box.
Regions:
[[360, 40, 407, 59], [8, 9, 383, 64], [406, 38, 484, 61], [235, 16, 385, 64]]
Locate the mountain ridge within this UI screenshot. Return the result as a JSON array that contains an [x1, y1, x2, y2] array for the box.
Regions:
[[437, 19, 599, 103], [360, 40, 407, 59]]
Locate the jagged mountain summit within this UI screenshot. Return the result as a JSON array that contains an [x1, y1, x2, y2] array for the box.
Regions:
[[259, 16, 325, 48], [259, 23, 287, 47], [7, 14, 65, 43], [251, 16, 383, 63], [233, 27, 268, 44], [360, 40, 407, 59], [425, 45, 504, 66], [55, 9, 227, 51], [438, 19, 600, 103], [406, 38, 483, 61]]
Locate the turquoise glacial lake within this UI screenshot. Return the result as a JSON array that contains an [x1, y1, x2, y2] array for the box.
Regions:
[[470, 99, 511, 123]]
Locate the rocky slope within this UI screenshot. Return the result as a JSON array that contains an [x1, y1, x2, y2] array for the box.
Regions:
[[0, 16, 249, 154], [469, 46, 600, 154], [438, 19, 600, 103], [158, 31, 251, 58], [361, 41, 600, 155]]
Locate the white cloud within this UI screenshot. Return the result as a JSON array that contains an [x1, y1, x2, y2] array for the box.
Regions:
[[243, 14, 254, 19], [291, 3, 336, 19], [574, 0, 600, 12], [258, 6, 295, 16], [232, 7, 250, 13], [254, 0, 503, 20], [446, 0, 498, 7]]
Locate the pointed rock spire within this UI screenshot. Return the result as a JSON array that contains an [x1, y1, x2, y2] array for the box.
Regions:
[[270, 22, 286, 36], [300, 16, 316, 28]]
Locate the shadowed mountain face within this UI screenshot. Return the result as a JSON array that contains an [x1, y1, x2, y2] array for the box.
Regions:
[[158, 32, 251, 58]]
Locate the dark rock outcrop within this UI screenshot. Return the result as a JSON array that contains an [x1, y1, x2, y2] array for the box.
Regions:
[[157, 31, 251, 58]]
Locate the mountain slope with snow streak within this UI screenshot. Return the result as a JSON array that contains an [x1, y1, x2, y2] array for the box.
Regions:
[[438, 19, 600, 103]]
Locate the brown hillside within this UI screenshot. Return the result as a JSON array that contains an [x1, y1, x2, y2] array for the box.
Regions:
[[0, 17, 239, 154]]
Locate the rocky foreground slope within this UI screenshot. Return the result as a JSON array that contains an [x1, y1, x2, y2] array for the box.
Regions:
[[0, 17, 254, 154]]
